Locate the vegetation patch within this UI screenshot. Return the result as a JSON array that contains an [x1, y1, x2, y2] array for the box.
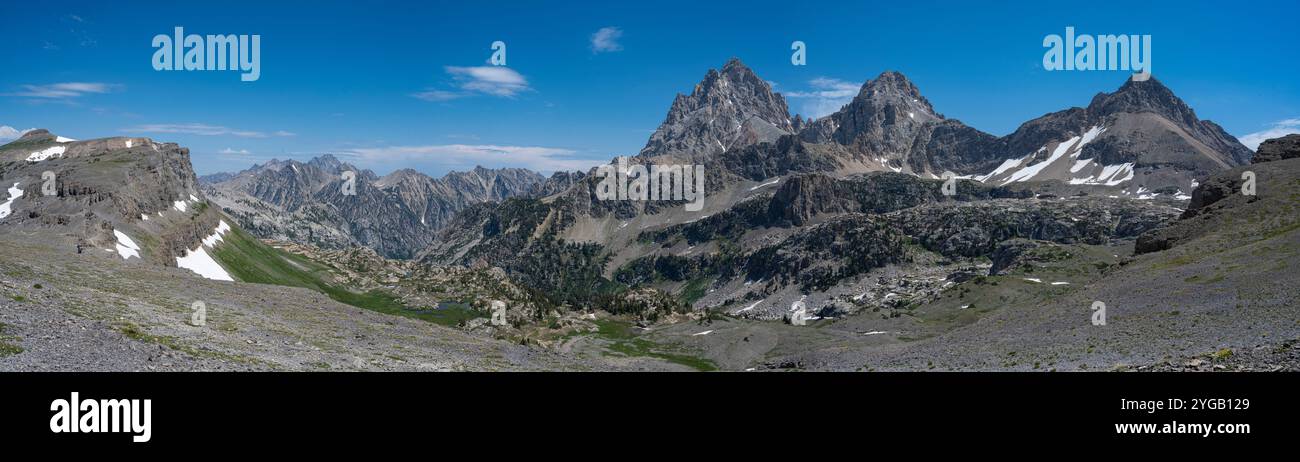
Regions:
[[0, 322, 22, 357], [590, 319, 717, 371]]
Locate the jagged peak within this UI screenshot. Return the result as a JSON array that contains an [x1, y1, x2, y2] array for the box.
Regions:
[[719, 57, 758, 80], [688, 57, 777, 99], [1087, 75, 1197, 124], [860, 70, 924, 99]]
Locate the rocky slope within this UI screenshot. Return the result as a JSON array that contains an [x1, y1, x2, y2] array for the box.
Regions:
[[1252, 134, 1300, 164]]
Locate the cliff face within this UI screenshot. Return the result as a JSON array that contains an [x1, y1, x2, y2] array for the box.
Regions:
[[0, 129, 224, 266]]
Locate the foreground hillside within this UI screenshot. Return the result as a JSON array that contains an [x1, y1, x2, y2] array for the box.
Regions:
[[0, 228, 698, 371], [652, 157, 1300, 371]]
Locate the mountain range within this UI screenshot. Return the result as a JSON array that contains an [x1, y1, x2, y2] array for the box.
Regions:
[[201, 156, 544, 259], [2, 58, 1295, 372]]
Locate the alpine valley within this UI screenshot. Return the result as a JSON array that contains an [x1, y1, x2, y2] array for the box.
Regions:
[[2, 59, 1297, 372]]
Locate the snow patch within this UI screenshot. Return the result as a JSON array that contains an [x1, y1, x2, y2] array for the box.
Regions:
[[1068, 162, 1135, 186], [1069, 158, 1093, 173], [175, 221, 234, 281], [26, 145, 66, 162], [176, 247, 233, 281], [692, 330, 714, 336], [749, 178, 780, 191], [56, 136, 77, 143], [0, 182, 23, 219], [976, 157, 1026, 182], [173, 200, 187, 212], [113, 230, 141, 260], [1003, 134, 1080, 184]]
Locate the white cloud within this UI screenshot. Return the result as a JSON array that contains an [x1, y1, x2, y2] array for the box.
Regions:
[[783, 77, 861, 119], [218, 148, 251, 155], [338, 144, 601, 173], [1238, 118, 1300, 151], [412, 66, 532, 102], [0, 126, 35, 142], [590, 27, 624, 53], [446, 66, 530, 97], [6, 82, 119, 99], [123, 123, 296, 139]]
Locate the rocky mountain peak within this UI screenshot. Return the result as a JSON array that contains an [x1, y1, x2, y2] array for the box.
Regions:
[[798, 71, 945, 162], [307, 154, 345, 173], [639, 58, 794, 161], [854, 71, 938, 116], [1087, 76, 1196, 126]]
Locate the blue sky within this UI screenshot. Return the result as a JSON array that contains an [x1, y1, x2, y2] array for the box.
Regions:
[[2, 0, 1297, 176]]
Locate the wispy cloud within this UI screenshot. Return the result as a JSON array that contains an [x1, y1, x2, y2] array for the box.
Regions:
[[447, 66, 531, 97], [124, 123, 296, 139], [1238, 118, 1300, 151], [590, 27, 624, 54], [218, 148, 251, 155], [0, 125, 35, 142], [412, 66, 532, 102], [411, 89, 464, 102], [783, 77, 861, 119], [6, 82, 120, 100], [337, 144, 601, 173]]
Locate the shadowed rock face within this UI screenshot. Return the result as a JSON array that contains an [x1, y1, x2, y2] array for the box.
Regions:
[[1253, 134, 1300, 164]]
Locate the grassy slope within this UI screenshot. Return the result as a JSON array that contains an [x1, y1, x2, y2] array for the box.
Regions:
[[208, 224, 419, 318], [210, 224, 486, 327]]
